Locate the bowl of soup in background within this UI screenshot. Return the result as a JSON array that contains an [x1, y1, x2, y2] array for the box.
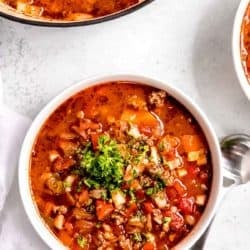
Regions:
[[19, 74, 222, 250], [233, 0, 250, 99], [0, 0, 153, 27]]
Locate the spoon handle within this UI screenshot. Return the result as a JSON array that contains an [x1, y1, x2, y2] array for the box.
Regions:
[[190, 176, 235, 250]]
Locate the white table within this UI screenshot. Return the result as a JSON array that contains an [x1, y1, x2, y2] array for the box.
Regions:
[[0, 0, 250, 249]]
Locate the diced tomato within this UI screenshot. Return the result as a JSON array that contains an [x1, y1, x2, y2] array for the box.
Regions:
[[78, 190, 89, 204], [173, 179, 187, 197], [179, 197, 195, 214], [200, 171, 208, 181], [143, 201, 154, 214], [162, 149, 176, 161], [166, 187, 178, 201], [181, 135, 203, 152], [91, 133, 100, 150], [188, 164, 200, 176], [142, 242, 155, 250], [96, 200, 114, 220], [58, 230, 73, 246], [135, 189, 145, 200], [112, 223, 125, 237], [43, 201, 54, 217], [64, 222, 74, 235], [126, 203, 137, 217], [170, 212, 184, 231], [139, 126, 153, 136]]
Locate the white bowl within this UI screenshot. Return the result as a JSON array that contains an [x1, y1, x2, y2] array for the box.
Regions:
[[232, 0, 250, 100], [18, 74, 222, 250]]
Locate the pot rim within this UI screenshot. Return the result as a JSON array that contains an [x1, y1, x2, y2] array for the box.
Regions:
[[0, 0, 153, 27]]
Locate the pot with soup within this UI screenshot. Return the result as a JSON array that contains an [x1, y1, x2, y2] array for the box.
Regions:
[[19, 75, 222, 250], [0, 0, 152, 26]]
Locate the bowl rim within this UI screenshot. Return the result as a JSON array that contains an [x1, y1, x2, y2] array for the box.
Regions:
[[232, 0, 250, 99], [18, 74, 222, 250], [0, 0, 153, 27]]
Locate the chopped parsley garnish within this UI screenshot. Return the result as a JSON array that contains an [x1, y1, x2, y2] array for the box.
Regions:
[[163, 216, 172, 225], [158, 141, 164, 151], [129, 189, 136, 201], [133, 144, 149, 164], [101, 190, 108, 200], [63, 181, 71, 189], [132, 232, 143, 242], [76, 179, 84, 192], [78, 135, 124, 191], [145, 179, 165, 196], [145, 187, 154, 196], [132, 168, 138, 178], [77, 235, 87, 248]]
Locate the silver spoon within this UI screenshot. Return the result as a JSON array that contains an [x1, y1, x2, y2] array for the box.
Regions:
[[191, 134, 250, 250]]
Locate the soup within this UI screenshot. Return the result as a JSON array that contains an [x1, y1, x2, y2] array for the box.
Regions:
[[30, 82, 212, 249], [241, 3, 250, 82], [1, 0, 141, 21]]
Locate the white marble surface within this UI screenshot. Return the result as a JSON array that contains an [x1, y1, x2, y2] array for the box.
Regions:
[[0, 0, 250, 249]]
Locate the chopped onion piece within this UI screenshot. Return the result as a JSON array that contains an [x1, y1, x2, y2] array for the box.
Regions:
[[54, 214, 65, 230], [76, 110, 85, 119], [153, 190, 168, 209], [150, 146, 160, 165], [201, 184, 208, 190], [195, 194, 207, 206], [16, 1, 27, 12], [177, 168, 188, 177], [144, 232, 155, 243], [185, 215, 196, 225], [48, 150, 60, 162], [128, 124, 141, 139], [197, 154, 207, 166], [165, 157, 182, 170], [64, 175, 76, 192], [187, 151, 200, 162], [188, 149, 207, 165], [111, 189, 126, 209]]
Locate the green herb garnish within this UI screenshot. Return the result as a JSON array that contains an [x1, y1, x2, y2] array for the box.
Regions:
[[158, 141, 164, 151], [129, 189, 136, 201], [145, 179, 165, 196], [132, 232, 143, 242], [63, 181, 71, 189], [133, 144, 149, 164], [163, 216, 172, 225], [79, 135, 124, 191], [145, 187, 154, 196], [77, 235, 87, 248]]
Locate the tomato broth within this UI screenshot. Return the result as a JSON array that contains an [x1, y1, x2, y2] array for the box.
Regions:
[[30, 82, 212, 250]]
